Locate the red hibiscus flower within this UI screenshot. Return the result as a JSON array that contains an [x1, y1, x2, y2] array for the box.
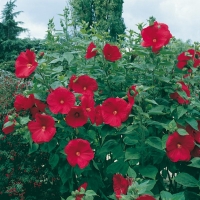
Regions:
[[64, 139, 94, 169], [191, 146, 200, 157], [101, 97, 130, 127], [47, 87, 75, 114], [136, 195, 156, 200], [186, 122, 200, 143], [80, 95, 95, 124], [76, 183, 88, 200], [103, 43, 122, 62], [141, 21, 172, 53], [94, 105, 103, 126], [65, 106, 88, 128], [68, 75, 98, 96], [30, 98, 47, 118], [2, 115, 15, 134], [85, 42, 97, 59], [113, 174, 132, 199], [28, 113, 56, 143], [15, 49, 38, 78], [177, 49, 200, 69], [14, 94, 35, 112], [166, 132, 195, 162], [127, 85, 138, 106], [170, 81, 190, 104]]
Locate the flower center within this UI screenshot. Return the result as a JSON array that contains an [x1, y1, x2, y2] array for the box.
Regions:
[[76, 152, 80, 156], [60, 100, 64, 104], [42, 126, 46, 131], [113, 111, 117, 115], [27, 64, 32, 68], [83, 87, 87, 90], [153, 39, 156, 43], [74, 112, 80, 118], [86, 108, 91, 112], [177, 143, 182, 148]]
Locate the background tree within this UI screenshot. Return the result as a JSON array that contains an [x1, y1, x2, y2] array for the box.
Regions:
[[69, 0, 126, 41], [0, 0, 41, 72], [1, 0, 26, 40]]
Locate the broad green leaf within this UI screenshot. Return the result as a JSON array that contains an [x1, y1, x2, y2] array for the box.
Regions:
[[123, 135, 138, 145], [146, 136, 163, 150], [3, 121, 14, 128], [28, 143, 39, 154], [100, 139, 118, 154], [160, 191, 172, 200], [127, 167, 137, 178], [20, 116, 30, 125], [85, 190, 97, 196], [50, 81, 63, 89], [125, 148, 140, 161], [162, 134, 168, 149], [49, 154, 59, 169], [177, 106, 187, 119], [145, 99, 158, 105], [167, 119, 177, 132], [47, 138, 57, 152], [106, 160, 129, 175], [139, 165, 158, 179], [188, 157, 200, 168], [185, 118, 199, 131], [172, 192, 185, 200], [63, 52, 74, 64], [175, 173, 198, 187], [177, 128, 188, 136]]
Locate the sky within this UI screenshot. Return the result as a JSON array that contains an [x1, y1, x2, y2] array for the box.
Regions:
[[0, 0, 200, 43]]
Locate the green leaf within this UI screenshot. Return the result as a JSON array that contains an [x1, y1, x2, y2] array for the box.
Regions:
[[3, 121, 14, 128], [66, 196, 75, 200], [145, 99, 158, 105], [63, 52, 74, 64], [106, 160, 129, 175], [175, 173, 198, 187], [162, 134, 168, 149], [188, 157, 200, 168], [125, 148, 140, 161], [177, 106, 187, 119], [172, 192, 185, 200], [85, 190, 96, 196], [167, 119, 177, 132], [49, 154, 59, 169], [146, 136, 163, 150], [139, 165, 158, 179], [185, 118, 199, 131], [177, 128, 188, 136], [28, 143, 39, 154], [20, 116, 30, 125], [123, 135, 138, 145], [47, 138, 57, 152], [100, 139, 118, 154], [127, 167, 137, 178], [50, 81, 63, 89], [58, 164, 71, 184], [148, 105, 165, 115], [160, 191, 173, 200]]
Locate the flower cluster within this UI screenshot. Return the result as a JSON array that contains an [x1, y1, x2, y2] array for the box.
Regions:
[[85, 42, 122, 62]]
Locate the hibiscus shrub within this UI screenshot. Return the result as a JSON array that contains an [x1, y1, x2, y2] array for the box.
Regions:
[[2, 17, 200, 200]]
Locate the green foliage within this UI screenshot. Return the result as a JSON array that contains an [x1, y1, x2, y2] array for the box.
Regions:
[[1, 11, 200, 200], [70, 0, 126, 40]]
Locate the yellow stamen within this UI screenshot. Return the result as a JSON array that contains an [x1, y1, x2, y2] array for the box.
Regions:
[[177, 144, 182, 149], [27, 64, 32, 68], [153, 39, 156, 43], [42, 126, 46, 131], [76, 152, 80, 156], [86, 108, 91, 112], [113, 111, 117, 115]]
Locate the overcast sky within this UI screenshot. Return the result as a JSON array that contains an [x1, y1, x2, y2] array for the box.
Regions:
[[0, 0, 200, 43]]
